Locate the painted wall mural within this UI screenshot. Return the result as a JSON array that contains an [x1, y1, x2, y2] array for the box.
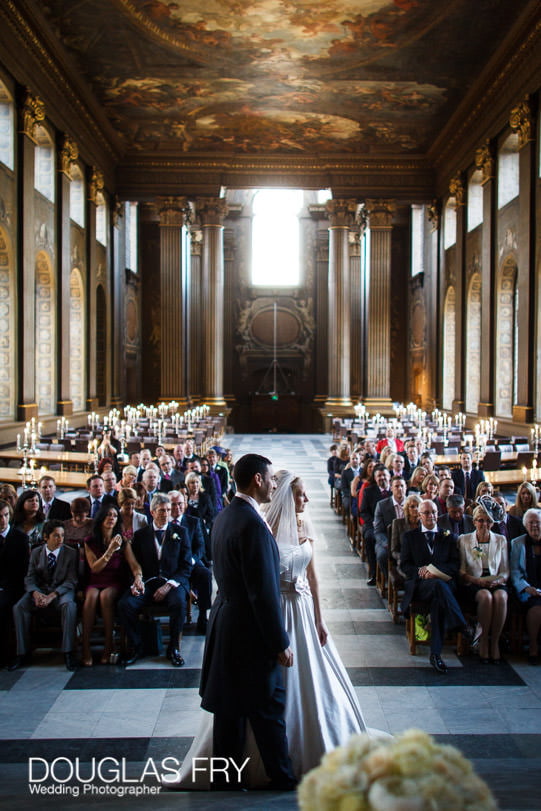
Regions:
[[38, 0, 526, 156]]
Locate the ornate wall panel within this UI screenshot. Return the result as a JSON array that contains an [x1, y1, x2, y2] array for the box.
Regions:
[[0, 222, 14, 419], [69, 268, 85, 411], [409, 273, 426, 406], [34, 250, 56, 414], [465, 272, 481, 414], [442, 286, 456, 411], [495, 257, 517, 418]]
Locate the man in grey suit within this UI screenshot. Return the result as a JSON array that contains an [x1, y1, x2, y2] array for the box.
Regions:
[[437, 495, 474, 536], [9, 520, 78, 671], [374, 476, 407, 578]]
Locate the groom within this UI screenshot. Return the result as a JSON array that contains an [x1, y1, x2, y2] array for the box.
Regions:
[[200, 453, 297, 790]]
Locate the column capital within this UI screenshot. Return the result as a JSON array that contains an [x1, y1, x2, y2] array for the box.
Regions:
[[325, 198, 360, 228], [112, 194, 123, 228], [19, 90, 45, 143], [427, 199, 441, 232], [157, 196, 191, 227], [509, 96, 533, 148], [448, 175, 465, 209], [88, 167, 104, 205], [196, 197, 228, 226], [190, 228, 203, 256], [59, 134, 78, 177], [364, 199, 395, 228], [475, 139, 495, 184]]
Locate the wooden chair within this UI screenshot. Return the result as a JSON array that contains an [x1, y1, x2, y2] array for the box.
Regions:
[[387, 555, 404, 624], [406, 599, 466, 656]]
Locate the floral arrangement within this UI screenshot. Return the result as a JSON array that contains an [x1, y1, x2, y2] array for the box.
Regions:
[[297, 729, 497, 811], [472, 545, 484, 560]]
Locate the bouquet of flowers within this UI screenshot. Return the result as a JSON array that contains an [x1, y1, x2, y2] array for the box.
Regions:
[[297, 729, 497, 811]]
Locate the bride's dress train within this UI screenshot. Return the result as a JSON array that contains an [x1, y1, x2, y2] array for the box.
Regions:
[[169, 538, 383, 789]]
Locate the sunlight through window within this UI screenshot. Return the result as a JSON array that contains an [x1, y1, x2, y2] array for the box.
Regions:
[[251, 189, 304, 286]]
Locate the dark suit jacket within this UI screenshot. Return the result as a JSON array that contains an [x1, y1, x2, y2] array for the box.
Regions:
[[131, 524, 192, 590], [400, 528, 460, 616], [157, 478, 174, 494], [437, 513, 474, 536], [86, 494, 118, 515], [45, 498, 72, 521], [495, 513, 524, 543], [24, 543, 78, 597], [0, 527, 29, 600], [200, 496, 289, 715], [178, 514, 206, 563], [360, 484, 389, 535], [451, 468, 485, 499], [374, 497, 402, 548]]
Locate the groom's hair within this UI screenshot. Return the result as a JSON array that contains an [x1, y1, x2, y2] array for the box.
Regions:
[[233, 454, 272, 490]]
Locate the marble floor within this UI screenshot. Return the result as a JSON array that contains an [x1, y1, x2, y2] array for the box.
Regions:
[[1, 434, 540, 810]]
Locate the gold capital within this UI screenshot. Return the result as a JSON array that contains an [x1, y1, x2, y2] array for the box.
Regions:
[[59, 135, 78, 177], [157, 196, 190, 227], [196, 197, 228, 227], [88, 167, 104, 204], [427, 199, 440, 232], [509, 97, 533, 148], [365, 199, 395, 228], [20, 90, 45, 143], [112, 195, 123, 228], [474, 140, 494, 184], [448, 175, 464, 209], [326, 198, 360, 228]]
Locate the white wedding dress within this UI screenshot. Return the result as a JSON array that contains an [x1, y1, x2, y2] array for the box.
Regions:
[[168, 531, 372, 789]]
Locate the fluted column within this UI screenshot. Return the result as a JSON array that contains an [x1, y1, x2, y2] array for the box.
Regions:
[[158, 196, 190, 405], [364, 199, 395, 411], [476, 141, 496, 418], [56, 134, 78, 416], [324, 199, 356, 410], [17, 91, 44, 421], [197, 197, 228, 409]]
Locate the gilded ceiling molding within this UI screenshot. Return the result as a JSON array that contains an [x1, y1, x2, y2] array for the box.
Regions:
[[364, 199, 396, 228], [427, 199, 441, 232], [157, 196, 190, 227], [88, 168, 104, 205], [474, 139, 494, 184], [196, 197, 228, 227], [509, 97, 533, 148], [448, 175, 464, 209], [325, 198, 360, 228], [20, 90, 45, 143], [59, 135, 78, 178], [112, 195, 123, 228]]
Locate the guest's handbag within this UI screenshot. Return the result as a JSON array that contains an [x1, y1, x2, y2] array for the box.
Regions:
[[414, 614, 431, 642], [140, 617, 163, 656]]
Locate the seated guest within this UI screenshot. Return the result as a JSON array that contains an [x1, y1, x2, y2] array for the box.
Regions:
[[0, 484, 18, 511], [118, 464, 138, 491], [9, 520, 78, 671], [492, 491, 523, 544], [159, 454, 184, 489], [509, 482, 539, 520], [403, 441, 420, 481], [421, 473, 440, 503], [340, 451, 361, 515], [360, 464, 391, 586], [185, 472, 216, 559], [386, 453, 406, 480], [129, 451, 140, 470], [63, 497, 93, 548], [38, 475, 71, 521], [136, 448, 152, 481], [98, 457, 115, 476], [207, 448, 230, 505], [376, 426, 404, 455], [401, 500, 465, 673], [200, 457, 223, 513], [133, 482, 148, 513], [437, 465, 454, 481], [419, 452, 435, 473], [82, 505, 129, 666], [120, 493, 193, 667], [169, 490, 211, 633], [374, 475, 406, 579], [0, 500, 29, 665], [141, 466, 162, 520], [510, 508, 541, 664], [378, 445, 394, 468], [451, 451, 485, 503], [102, 470, 119, 501], [172, 444, 185, 474], [13, 489, 45, 547], [390, 494, 421, 577], [438, 495, 474, 536], [435, 478, 455, 516], [352, 457, 376, 517], [86, 474, 116, 519], [407, 466, 427, 495], [182, 439, 200, 470], [459, 503, 509, 663], [118, 487, 148, 543]]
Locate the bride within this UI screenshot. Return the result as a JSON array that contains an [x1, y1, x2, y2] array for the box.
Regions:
[[168, 469, 372, 789]]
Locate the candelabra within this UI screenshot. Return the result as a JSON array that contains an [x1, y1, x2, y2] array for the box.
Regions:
[[531, 425, 541, 456]]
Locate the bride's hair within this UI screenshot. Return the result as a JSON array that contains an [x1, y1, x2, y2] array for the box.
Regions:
[[264, 470, 314, 548]]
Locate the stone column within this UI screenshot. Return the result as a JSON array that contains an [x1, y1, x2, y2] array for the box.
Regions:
[[17, 91, 44, 421], [324, 199, 356, 410], [449, 177, 466, 414], [56, 134, 78, 417], [197, 197, 228, 409], [363, 199, 395, 412], [476, 141, 496, 418], [188, 227, 202, 403], [158, 196, 190, 406], [510, 98, 535, 423], [110, 196, 124, 408]]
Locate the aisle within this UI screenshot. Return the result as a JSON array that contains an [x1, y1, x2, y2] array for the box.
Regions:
[[0, 434, 539, 809]]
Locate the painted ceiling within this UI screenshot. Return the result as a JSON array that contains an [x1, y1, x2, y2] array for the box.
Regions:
[[37, 0, 526, 158]]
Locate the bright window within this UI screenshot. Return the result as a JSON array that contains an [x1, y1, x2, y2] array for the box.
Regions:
[[0, 82, 14, 170], [70, 164, 85, 226], [251, 189, 304, 286], [34, 126, 55, 202], [443, 201, 457, 250], [498, 137, 519, 209], [467, 177, 483, 232], [411, 204, 425, 275]]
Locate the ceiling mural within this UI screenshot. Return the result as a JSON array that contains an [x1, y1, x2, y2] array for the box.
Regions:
[[38, 0, 527, 157]]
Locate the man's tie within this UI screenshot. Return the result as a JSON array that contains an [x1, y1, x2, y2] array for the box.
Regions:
[[155, 529, 165, 545], [43, 502, 50, 518], [425, 531, 435, 554], [465, 472, 471, 499], [47, 552, 56, 574], [395, 503, 404, 519], [91, 499, 101, 518]]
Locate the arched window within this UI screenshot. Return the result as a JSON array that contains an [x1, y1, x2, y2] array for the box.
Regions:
[[34, 125, 55, 202], [96, 191, 107, 246], [125, 201, 138, 272], [443, 200, 456, 250], [498, 134, 519, 209], [35, 250, 56, 414], [0, 80, 14, 170], [465, 273, 481, 414], [69, 268, 85, 411], [442, 286, 456, 410], [251, 189, 304, 286], [495, 258, 517, 417], [410, 204, 425, 275], [70, 163, 85, 227]]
